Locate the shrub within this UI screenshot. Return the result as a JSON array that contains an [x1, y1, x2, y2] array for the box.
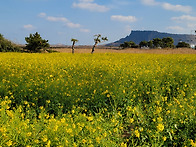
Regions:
[[0, 34, 22, 52], [176, 42, 191, 48]]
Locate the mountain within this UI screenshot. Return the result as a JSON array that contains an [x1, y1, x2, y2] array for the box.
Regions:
[[107, 30, 196, 46]]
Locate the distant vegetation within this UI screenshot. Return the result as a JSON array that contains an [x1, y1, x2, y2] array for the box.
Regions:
[[0, 34, 22, 52], [120, 37, 193, 49], [108, 30, 196, 47], [176, 41, 191, 48], [0, 31, 195, 53]]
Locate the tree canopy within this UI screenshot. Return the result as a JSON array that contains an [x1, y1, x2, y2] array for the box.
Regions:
[[25, 32, 50, 52], [91, 34, 108, 53], [120, 41, 138, 49]]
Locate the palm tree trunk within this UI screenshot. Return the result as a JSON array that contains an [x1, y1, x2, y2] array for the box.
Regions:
[[91, 42, 97, 54], [72, 42, 75, 54]]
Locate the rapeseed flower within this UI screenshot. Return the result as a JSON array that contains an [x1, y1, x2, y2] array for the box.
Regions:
[[6, 140, 12, 147], [134, 129, 140, 138], [129, 118, 134, 124], [157, 123, 164, 132]]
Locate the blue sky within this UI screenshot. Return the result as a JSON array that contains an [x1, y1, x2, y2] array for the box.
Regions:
[[1, 0, 196, 45]]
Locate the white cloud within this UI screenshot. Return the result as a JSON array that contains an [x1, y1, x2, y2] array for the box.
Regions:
[[187, 23, 196, 28], [23, 24, 36, 30], [141, 0, 159, 6], [80, 28, 90, 33], [38, 12, 90, 32], [166, 26, 184, 32], [72, 0, 110, 12], [141, 0, 192, 13], [66, 22, 81, 28], [79, 0, 93, 2], [46, 16, 68, 22], [162, 3, 192, 13], [111, 15, 137, 23], [171, 15, 196, 22], [38, 12, 46, 18]]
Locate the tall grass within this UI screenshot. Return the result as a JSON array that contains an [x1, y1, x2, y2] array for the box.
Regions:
[[0, 53, 195, 146]]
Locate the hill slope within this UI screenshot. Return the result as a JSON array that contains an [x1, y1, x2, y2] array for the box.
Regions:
[[107, 30, 195, 46]]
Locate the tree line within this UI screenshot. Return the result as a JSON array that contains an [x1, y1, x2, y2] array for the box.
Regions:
[[120, 37, 191, 49], [0, 32, 194, 53], [0, 32, 108, 53]]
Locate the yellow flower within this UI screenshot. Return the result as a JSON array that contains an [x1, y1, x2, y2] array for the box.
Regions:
[[67, 128, 72, 134], [129, 118, 134, 124], [120, 142, 127, 147], [34, 139, 39, 143], [46, 140, 51, 147], [27, 132, 32, 137], [190, 139, 196, 147], [96, 137, 101, 144], [157, 117, 163, 122], [82, 139, 86, 144], [46, 100, 50, 103], [134, 129, 140, 138], [42, 135, 48, 142], [163, 136, 167, 141], [6, 140, 12, 147], [157, 123, 164, 132], [87, 116, 93, 121], [6, 110, 14, 118]]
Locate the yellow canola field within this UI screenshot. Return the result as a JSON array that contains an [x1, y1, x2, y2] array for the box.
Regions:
[[0, 53, 195, 146]]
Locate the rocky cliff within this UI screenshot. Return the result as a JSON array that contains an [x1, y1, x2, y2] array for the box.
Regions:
[[107, 30, 195, 46]]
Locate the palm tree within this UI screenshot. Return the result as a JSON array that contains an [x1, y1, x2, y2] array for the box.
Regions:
[[71, 38, 78, 54], [91, 34, 108, 53]]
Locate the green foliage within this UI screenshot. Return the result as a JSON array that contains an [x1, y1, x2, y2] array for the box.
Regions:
[[138, 37, 175, 49], [122, 37, 175, 49], [176, 41, 191, 48], [139, 41, 148, 48], [25, 32, 50, 52], [152, 38, 162, 48], [46, 49, 58, 53], [120, 41, 138, 49], [0, 34, 21, 52], [161, 37, 175, 48], [92, 34, 108, 53], [148, 40, 153, 48]]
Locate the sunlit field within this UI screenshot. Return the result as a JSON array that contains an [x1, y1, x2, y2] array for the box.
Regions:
[[0, 53, 195, 146]]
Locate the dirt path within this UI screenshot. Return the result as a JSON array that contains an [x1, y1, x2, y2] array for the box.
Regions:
[[53, 48, 196, 54]]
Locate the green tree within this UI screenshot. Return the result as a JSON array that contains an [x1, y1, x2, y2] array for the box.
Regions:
[[161, 37, 174, 48], [91, 34, 108, 53], [25, 32, 50, 52], [71, 38, 78, 54], [147, 40, 153, 48], [152, 38, 162, 48], [176, 42, 190, 48], [120, 41, 138, 49], [120, 41, 130, 48], [0, 34, 21, 52], [139, 41, 148, 48]]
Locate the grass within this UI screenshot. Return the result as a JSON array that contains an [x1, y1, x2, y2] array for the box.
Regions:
[[0, 52, 195, 146]]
